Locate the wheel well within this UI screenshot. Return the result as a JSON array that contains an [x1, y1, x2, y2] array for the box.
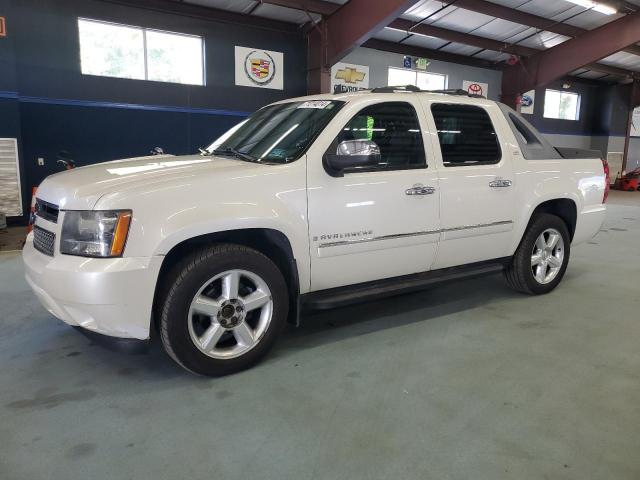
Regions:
[[530, 199, 577, 240], [152, 229, 299, 330]]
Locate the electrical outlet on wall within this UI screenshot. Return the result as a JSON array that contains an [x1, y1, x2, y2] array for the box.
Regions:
[[37, 157, 44, 166]]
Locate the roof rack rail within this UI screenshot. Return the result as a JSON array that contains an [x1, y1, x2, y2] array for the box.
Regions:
[[428, 88, 485, 98], [368, 86, 486, 98], [370, 85, 422, 93]]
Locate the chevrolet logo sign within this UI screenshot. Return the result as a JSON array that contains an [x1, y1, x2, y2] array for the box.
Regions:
[[335, 67, 366, 84]]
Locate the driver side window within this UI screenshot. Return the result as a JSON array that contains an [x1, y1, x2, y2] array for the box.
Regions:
[[333, 102, 427, 172]]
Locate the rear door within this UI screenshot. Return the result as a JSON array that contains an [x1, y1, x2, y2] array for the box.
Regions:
[[422, 100, 517, 269], [306, 98, 441, 291]]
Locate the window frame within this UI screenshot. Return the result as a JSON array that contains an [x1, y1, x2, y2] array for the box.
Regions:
[[387, 67, 448, 91], [430, 102, 502, 168], [542, 89, 581, 121], [324, 101, 428, 176], [77, 17, 206, 86]]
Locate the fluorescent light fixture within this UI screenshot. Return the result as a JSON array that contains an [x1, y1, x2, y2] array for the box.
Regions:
[[565, 0, 617, 14]]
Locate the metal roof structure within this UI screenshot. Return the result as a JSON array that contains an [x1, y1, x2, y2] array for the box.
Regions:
[[107, 0, 640, 103], [174, 0, 640, 83]]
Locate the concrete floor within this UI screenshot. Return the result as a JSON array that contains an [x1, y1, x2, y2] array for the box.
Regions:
[[1, 193, 639, 480]]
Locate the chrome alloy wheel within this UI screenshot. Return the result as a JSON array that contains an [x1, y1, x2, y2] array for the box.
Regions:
[[531, 228, 565, 285], [187, 269, 273, 359]]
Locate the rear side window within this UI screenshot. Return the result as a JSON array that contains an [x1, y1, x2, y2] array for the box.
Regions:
[[431, 104, 501, 166], [333, 102, 426, 171]]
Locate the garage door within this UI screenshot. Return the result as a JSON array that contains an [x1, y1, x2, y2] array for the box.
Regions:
[[0, 138, 23, 217]]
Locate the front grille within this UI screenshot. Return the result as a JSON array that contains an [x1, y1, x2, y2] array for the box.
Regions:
[[35, 199, 59, 223], [33, 225, 56, 256]]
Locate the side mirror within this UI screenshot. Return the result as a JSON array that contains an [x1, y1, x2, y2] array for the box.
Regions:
[[324, 140, 381, 174]]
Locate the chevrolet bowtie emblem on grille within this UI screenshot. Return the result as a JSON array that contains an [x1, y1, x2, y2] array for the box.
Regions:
[[335, 67, 366, 84]]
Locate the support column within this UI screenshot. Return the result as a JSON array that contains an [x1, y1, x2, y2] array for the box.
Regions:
[[622, 81, 640, 174], [307, 24, 331, 95]]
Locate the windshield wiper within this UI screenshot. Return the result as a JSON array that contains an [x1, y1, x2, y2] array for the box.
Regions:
[[212, 147, 257, 163]]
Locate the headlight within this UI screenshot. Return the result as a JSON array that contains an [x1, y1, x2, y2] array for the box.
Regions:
[[60, 210, 132, 257]]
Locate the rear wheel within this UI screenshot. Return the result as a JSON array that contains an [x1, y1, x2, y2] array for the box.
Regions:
[[159, 244, 288, 376], [504, 213, 571, 295]]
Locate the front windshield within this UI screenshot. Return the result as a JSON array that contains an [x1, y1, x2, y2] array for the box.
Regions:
[[207, 100, 345, 164]]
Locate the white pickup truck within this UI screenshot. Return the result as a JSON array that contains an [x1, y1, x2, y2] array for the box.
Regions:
[[23, 87, 609, 376]]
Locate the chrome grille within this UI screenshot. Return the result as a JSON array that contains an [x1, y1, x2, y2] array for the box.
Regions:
[[33, 225, 56, 256], [35, 199, 59, 223]]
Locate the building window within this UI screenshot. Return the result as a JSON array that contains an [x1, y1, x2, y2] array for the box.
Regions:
[[543, 89, 580, 120], [78, 18, 205, 86], [388, 67, 447, 91]]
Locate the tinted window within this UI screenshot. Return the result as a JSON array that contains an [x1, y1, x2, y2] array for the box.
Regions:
[[211, 100, 344, 163], [333, 102, 426, 171], [431, 104, 501, 166]]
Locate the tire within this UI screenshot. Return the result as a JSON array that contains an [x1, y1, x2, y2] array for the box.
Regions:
[[159, 244, 289, 376], [504, 213, 571, 295]]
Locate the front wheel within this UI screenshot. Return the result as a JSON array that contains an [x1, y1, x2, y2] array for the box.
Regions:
[[504, 213, 571, 295], [159, 244, 289, 376]]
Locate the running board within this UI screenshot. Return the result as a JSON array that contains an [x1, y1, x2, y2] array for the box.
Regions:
[[301, 259, 509, 311]]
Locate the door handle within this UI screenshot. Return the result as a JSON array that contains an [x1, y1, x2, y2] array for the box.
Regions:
[[405, 184, 436, 196], [489, 179, 512, 188]]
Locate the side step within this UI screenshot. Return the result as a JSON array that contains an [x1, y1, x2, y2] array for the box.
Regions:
[[301, 259, 508, 311]]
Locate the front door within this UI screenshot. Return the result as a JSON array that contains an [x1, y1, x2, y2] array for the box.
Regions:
[[422, 100, 517, 269], [306, 99, 441, 291]]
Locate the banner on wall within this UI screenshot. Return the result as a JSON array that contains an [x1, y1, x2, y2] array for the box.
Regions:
[[520, 90, 535, 115], [331, 62, 369, 93], [462, 80, 488, 98], [630, 107, 640, 137], [235, 46, 283, 90]]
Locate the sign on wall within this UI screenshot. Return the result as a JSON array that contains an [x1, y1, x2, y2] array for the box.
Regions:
[[415, 58, 429, 71], [331, 62, 369, 94], [462, 80, 488, 98], [0, 17, 6, 37], [520, 90, 535, 115], [235, 46, 283, 90]]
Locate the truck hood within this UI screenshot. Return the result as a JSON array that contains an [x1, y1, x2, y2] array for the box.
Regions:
[[36, 154, 264, 210]]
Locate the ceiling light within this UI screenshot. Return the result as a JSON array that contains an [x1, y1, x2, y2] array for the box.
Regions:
[[565, 0, 617, 15]]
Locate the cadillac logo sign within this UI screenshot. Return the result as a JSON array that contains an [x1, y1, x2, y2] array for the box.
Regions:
[[245, 50, 276, 86], [235, 46, 284, 90]]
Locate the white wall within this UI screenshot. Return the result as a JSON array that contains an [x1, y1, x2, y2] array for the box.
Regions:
[[628, 138, 640, 171]]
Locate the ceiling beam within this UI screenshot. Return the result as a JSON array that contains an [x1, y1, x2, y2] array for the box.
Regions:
[[307, 0, 422, 93], [105, 0, 301, 33], [389, 18, 635, 78], [504, 10, 640, 95], [447, 0, 640, 57], [362, 38, 502, 70], [389, 18, 536, 57], [260, 0, 339, 16], [323, 0, 422, 66]]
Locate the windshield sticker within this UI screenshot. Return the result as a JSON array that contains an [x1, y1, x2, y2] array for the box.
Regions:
[[298, 100, 332, 109]]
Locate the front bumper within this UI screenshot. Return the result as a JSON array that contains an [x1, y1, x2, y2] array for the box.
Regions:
[[23, 233, 163, 340]]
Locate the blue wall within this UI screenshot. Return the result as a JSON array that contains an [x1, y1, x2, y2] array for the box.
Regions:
[[1, 0, 307, 218]]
